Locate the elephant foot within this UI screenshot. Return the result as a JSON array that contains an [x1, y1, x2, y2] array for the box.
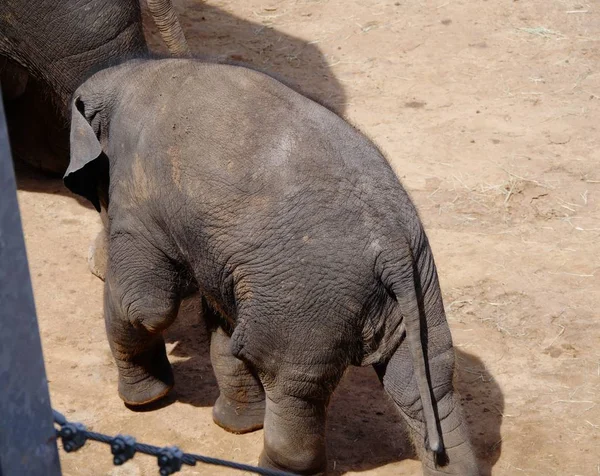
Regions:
[[209, 325, 266, 433], [258, 392, 329, 476], [259, 450, 326, 476], [212, 394, 265, 434], [88, 230, 108, 281], [116, 342, 174, 406]]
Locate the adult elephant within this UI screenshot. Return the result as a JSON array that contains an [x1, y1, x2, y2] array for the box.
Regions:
[[0, 0, 190, 175]]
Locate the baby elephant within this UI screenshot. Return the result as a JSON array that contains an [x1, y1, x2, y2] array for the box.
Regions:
[[64, 58, 480, 475]]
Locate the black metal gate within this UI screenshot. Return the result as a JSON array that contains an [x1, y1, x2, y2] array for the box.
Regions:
[[0, 94, 62, 475]]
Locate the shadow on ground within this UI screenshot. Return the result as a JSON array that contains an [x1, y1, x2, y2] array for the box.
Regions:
[[143, 0, 347, 114], [326, 350, 503, 474], [164, 293, 504, 474], [165, 295, 219, 408], [13, 162, 93, 210]]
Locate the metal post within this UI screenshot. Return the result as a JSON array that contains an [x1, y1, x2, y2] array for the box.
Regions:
[[0, 95, 62, 475]]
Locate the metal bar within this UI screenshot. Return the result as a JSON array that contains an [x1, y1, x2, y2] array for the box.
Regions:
[[0, 94, 62, 475]]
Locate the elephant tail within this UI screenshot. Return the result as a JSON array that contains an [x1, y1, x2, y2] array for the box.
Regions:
[[388, 264, 442, 454], [366, 240, 443, 455]]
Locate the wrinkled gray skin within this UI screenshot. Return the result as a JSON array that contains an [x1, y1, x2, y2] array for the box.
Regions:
[[0, 0, 188, 172], [65, 58, 481, 476]]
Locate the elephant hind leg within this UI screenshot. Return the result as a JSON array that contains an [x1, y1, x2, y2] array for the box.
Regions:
[[229, 303, 350, 475], [259, 390, 328, 476], [254, 352, 345, 475], [375, 343, 481, 475], [207, 300, 265, 433]]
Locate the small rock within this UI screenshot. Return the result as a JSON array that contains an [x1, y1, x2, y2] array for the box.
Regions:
[[548, 132, 571, 145], [404, 100, 426, 109]]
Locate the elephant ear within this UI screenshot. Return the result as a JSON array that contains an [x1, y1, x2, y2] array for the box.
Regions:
[[63, 95, 108, 212]]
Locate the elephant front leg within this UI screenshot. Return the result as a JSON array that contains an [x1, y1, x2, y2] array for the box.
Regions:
[[210, 324, 265, 434], [108, 324, 174, 406], [88, 207, 109, 281], [104, 237, 180, 406], [88, 228, 108, 280]]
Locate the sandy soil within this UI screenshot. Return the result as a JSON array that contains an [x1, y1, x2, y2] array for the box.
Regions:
[[15, 0, 599, 474]]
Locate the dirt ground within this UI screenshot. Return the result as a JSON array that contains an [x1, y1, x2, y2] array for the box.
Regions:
[[14, 0, 599, 474]]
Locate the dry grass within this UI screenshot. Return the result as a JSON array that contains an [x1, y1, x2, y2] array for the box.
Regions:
[[518, 26, 564, 38]]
